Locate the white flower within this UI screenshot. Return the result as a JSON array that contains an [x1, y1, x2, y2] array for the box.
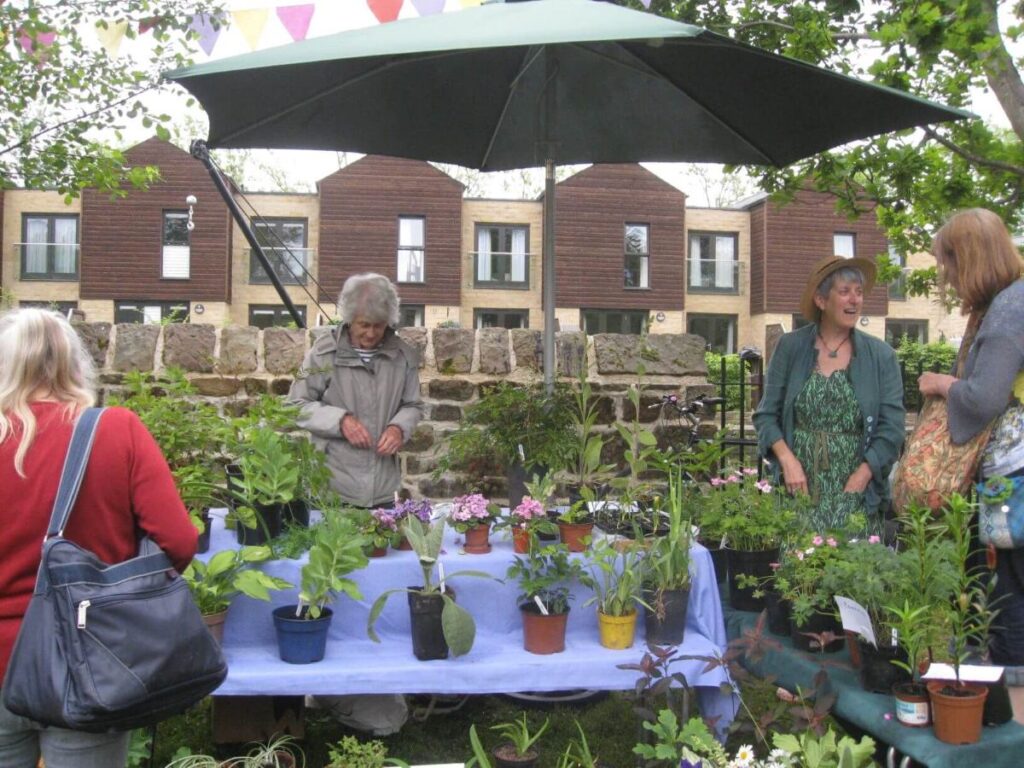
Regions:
[[732, 744, 755, 767]]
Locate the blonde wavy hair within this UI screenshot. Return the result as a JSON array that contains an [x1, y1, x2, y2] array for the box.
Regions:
[[933, 208, 1023, 314], [0, 308, 96, 477]]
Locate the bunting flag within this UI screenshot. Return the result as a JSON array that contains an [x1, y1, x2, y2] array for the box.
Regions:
[[139, 16, 160, 34], [190, 13, 223, 56], [367, 0, 403, 24], [18, 28, 56, 55], [411, 0, 445, 15], [232, 8, 269, 50], [95, 20, 128, 56], [639, 0, 651, 7], [459, 0, 481, 7], [276, 4, 315, 42]]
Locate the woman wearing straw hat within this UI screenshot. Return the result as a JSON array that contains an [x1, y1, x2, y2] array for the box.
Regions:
[[754, 255, 905, 534]]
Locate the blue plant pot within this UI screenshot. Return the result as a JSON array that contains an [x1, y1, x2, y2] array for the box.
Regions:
[[272, 605, 333, 664]]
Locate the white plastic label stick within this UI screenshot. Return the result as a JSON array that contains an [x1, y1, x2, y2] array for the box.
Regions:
[[533, 594, 549, 616]]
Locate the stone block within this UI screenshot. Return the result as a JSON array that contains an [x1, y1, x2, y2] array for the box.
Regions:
[[397, 326, 428, 368], [270, 378, 293, 395], [428, 379, 476, 401], [113, 324, 159, 372], [74, 322, 111, 369], [592, 395, 616, 425], [556, 332, 586, 378], [623, 394, 669, 423], [218, 326, 259, 374], [593, 333, 707, 376], [264, 328, 305, 375], [243, 377, 269, 396], [404, 454, 439, 476], [163, 324, 216, 373], [478, 327, 510, 375], [192, 377, 243, 397], [405, 424, 435, 453], [511, 329, 542, 371], [432, 328, 474, 374], [431, 403, 462, 422]]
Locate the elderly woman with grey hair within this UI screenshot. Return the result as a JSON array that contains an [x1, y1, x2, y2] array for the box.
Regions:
[[288, 273, 424, 507], [754, 255, 905, 534]]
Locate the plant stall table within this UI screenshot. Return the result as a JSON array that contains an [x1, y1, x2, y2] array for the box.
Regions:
[[725, 607, 1024, 767], [201, 511, 738, 736]]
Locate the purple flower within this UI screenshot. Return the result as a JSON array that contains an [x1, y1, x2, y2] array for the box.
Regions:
[[450, 493, 493, 524], [371, 507, 398, 531], [394, 498, 433, 522]]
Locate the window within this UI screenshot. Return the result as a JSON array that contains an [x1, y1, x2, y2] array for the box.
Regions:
[[114, 301, 189, 324], [833, 232, 856, 259], [580, 309, 649, 335], [162, 211, 190, 279], [397, 216, 425, 283], [248, 304, 306, 328], [474, 224, 529, 288], [624, 224, 650, 289], [886, 319, 928, 347], [250, 218, 309, 285], [398, 304, 425, 328], [888, 245, 907, 300], [688, 313, 737, 354], [20, 214, 79, 280], [475, 309, 528, 329], [19, 301, 78, 317], [688, 232, 738, 293]]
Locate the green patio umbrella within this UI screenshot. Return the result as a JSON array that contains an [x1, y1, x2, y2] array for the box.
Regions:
[[166, 0, 969, 385]]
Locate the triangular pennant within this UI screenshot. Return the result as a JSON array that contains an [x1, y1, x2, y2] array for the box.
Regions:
[[95, 19, 128, 56], [18, 28, 56, 55], [139, 16, 160, 34], [411, 0, 445, 15], [639, 0, 651, 7], [190, 13, 223, 56], [276, 4, 315, 42], [459, 0, 481, 7], [367, 0, 403, 23], [232, 9, 269, 51]]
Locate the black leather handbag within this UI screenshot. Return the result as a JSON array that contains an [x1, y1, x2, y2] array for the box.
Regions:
[[2, 407, 227, 732]]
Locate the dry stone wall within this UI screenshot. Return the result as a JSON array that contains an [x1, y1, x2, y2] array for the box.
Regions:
[[79, 323, 713, 501]]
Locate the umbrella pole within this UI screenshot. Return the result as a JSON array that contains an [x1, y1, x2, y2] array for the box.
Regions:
[[543, 159, 556, 394], [189, 140, 307, 329]]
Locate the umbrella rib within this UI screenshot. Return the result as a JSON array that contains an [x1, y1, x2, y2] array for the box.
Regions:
[[479, 45, 545, 170], [577, 41, 781, 165], [213, 50, 477, 147]]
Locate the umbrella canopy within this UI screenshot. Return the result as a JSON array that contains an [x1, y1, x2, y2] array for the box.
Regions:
[[166, 0, 967, 168], [166, 0, 968, 387]]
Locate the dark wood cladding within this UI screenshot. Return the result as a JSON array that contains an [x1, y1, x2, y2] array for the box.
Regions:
[[80, 138, 232, 301], [748, 203, 766, 314], [750, 189, 889, 318], [318, 156, 463, 304], [554, 165, 685, 310]]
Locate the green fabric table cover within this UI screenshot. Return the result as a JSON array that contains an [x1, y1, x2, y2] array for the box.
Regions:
[[725, 607, 1024, 768]]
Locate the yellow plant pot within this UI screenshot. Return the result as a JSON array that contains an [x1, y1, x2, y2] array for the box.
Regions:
[[597, 610, 637, 650]]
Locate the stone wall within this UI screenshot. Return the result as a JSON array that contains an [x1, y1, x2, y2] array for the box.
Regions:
[[82, 323, 713, 501]]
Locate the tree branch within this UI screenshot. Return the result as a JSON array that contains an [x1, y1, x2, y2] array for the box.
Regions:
[[922, 127, 1024, 177]]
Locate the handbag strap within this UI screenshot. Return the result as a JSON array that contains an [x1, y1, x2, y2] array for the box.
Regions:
[[45, 406, 105, 539]]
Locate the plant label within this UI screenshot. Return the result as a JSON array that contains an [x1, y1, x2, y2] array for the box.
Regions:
[[834, 595, 876, 647]]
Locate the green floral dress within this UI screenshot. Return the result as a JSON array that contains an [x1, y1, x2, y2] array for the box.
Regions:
[[792, 369, 876, 535]]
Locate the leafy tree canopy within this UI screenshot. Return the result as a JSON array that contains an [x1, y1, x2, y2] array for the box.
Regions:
[[0, 1, 223, 199], [647, 0, 1024, 293]]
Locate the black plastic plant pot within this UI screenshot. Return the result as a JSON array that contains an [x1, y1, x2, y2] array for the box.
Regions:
[[725, 547, 779, 612], [273, 606, 333, 664], [284, 499, 309, 527], [642, 587, 689, 646], [790, 610, 844, 653], [857, 638, 910, 693], [764, 590, 792, 636], [196, 513, 212, 554], [492, 746, 540, 768], [224, 463, 244, 513], [236, 502, 283, 545], [706, 544, 728, 585], [408, 588, 449, 661]]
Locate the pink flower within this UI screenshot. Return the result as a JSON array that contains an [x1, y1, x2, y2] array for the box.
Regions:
[[826, 537, 838, 548], [796, 551, 805, 561], [769, 562, 781, 571], [742, 467, 758, 476], [726, 474, 741, 484], [868, 535, 881, 544], [450, 493, 492, 523], [883, 712, 893, 721], [710, 477, 725, 487], [512, 496, 545, 520], [755, 479, 773, 493], [812, 535, 824, 546]]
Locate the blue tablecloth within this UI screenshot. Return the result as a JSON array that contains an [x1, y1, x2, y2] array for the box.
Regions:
[[204, 512, 738, 733]]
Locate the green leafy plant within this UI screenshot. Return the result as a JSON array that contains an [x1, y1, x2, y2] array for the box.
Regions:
[[182, 546, 291, 616], [295, 511, 368, 619], [709, 469, 799, 551], [633, 709, 728, 766], [580, 538, 647, 618], [641, 448, 695, 595], [773, 728, 876, 768], [491, 712, 549, 760], [566, 368, 615, 494], [556, 720, 602, 768], [367, 517, 494, 656], [769, 532, 851, 626], [326, 735, 409, 768], [165, 734, 305, 767], [507, 542, 583, 616]]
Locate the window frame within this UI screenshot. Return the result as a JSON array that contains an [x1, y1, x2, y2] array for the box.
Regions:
[[114, 300, 190, 324], [399, 304, 425, 328], [20, 213, 80, 281], [580, 308, 650, 335], [474, 308, 529, 330], [473, 223, 530, 289], [249, 217, 310, 286], [885, 319, 928, 347], [833, 232, 856, 259], [687, 231, 739, 294], [162, 210, 191, 280], [397, 215, 426, 284], [623, 223, 650, 290], [687, 313, 738, 354], [248, 304, 307, 329], [887, 245, 907, 301]]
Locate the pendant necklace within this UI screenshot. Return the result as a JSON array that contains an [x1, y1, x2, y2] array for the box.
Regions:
[[818, 332, 849, 358]]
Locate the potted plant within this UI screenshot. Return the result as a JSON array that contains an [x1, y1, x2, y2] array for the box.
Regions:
[[182, 545, 292, 644], [580, 538, 647, 649], [233, 427, 302, 545], [507, 542, 583, 654], [358, 506, 401, 557], [449, 493, 501, 554], [165, 734, 304, 768], [325, 735, 410, 767], [367, 516, 492, 660], [709, 469, 799, 612], [273, 512, 368, 664], [500, 495, 554, 554], [769, 533, 847, 653], [565, 371, 615, 504], [467, 713, 550, 768], [555, 497, 595, 553], [391, 497, 434, 550]]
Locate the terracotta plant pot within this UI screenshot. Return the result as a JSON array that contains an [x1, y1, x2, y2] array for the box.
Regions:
[[463, 524, 492, 554], [520, 603, 569, 654], [367, 545, 388, 558], [558, 521, 593, 552], [395, 535, 413, 551], [927, 680, 988, 745], [893, 681, 931, 727], [202, 609, 227, 646], [597, 610, 637, 650], [512, 527, 530, 554]]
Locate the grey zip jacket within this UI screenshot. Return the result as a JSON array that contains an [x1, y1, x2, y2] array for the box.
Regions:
[[288, 325, 424, 507]]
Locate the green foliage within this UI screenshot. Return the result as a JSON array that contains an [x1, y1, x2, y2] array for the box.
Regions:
[[640, 448, 696, 592], [0, 1, 225, 195], [580, 539, 647, 617], [706, 470, 801, 551], [182, 545, 291, 616], [567, 369, 615, 489], [892, 339, 958, 407], [326, 735, 409, 768], [491, 712, 550, 758], [297, 511, 368, 619], [773, 729, 876, 768], [633, 710, 728, 765], [705, 352, 742, 412], [507, 542, 583, 615]]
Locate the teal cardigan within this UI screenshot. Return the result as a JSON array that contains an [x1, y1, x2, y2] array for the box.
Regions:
[[753, 324, 906, 512]]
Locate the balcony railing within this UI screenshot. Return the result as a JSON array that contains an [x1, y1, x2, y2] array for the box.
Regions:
[[471, 250, 532, 289], [686, 258, 744, 294], [14, 242, 80, 280], [249, 247, 312, 285]]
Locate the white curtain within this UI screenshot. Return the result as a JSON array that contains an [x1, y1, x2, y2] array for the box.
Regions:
[[25, 218, 48, 273], [510, 227, 526, 282], [53, 218, 77, 274], [689, 236, 703, 288], [477, 228, 491, 282], [398, 218, 424, 282], [715, 236, 734, 289]]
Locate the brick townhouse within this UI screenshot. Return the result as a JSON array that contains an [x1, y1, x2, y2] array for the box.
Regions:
[[0, 138, 964, 353]]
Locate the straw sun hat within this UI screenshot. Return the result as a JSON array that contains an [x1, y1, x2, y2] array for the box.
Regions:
[[800, 255, 877, 323]]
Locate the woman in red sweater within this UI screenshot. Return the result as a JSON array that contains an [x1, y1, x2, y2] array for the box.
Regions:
[[0, 308, 197, 768]]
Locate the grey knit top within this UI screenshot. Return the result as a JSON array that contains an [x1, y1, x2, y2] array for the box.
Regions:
[[948, 279, 1024, 443]]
